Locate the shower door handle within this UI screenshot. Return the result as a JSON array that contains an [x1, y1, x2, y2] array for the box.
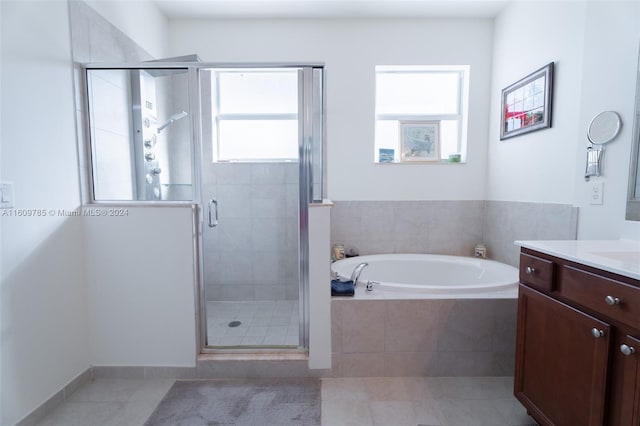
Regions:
[[208, 198, 218, 228]]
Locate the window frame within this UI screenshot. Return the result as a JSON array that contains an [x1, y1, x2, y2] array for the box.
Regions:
[[374, 65, 470, 163], [212, 69, 299, 162]]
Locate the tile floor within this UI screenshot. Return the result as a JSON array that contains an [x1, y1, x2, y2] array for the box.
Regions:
[[206, 300, 300, 347], [34, 376, 537, 426], [321, 377, 537, 426], [34, 378, 174, 426]]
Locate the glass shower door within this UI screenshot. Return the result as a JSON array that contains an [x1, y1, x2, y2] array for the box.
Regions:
[[198, 67, 323, 349]]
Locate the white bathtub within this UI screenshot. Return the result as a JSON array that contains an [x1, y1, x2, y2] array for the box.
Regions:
[[331, 253, 519, 299]]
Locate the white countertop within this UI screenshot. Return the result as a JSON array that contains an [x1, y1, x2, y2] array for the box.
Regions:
[[515, 240, 640, 281]]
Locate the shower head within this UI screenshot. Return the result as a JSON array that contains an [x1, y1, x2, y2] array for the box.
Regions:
[[157, 111, 188, 133]]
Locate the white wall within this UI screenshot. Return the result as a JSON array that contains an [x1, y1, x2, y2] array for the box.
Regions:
[[574, 1, 640, 240], [0, 2, 90, 424], [308, 203, 332, 369], [83, 0, 169, 59], [168, 18, 494, 201], [487, 1, 586, 205], [488, 1, 640, 240], [84, 207, 196, 366]]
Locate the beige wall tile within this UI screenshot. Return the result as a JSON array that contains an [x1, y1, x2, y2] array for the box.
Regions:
[[383, 352, 438, 377], [385, 300, 451, 352], [341, 353, 385, 377], [341, 301, 386, 354]]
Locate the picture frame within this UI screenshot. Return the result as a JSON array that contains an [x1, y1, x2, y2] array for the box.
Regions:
[[378, 148, 395, 163], [500, 62, 554, 140], [399, 120, 440, 162]]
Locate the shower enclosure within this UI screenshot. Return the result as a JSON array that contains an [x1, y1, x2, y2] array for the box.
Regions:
[[83, 62, 324, 351], [86, 67, 193, 201]]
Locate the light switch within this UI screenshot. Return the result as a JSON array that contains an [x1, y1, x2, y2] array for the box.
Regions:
[[0, 182, 14, 208]]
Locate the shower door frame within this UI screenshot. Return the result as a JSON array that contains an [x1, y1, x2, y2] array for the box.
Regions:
[[196, 64, 324, 354]]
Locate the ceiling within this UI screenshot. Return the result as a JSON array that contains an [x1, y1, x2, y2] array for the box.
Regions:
[[153, 0, 511, 19]]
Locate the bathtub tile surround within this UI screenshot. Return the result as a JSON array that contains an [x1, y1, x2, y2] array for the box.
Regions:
[[331, 200, 577, 266], [329, 200, 572, 379], [484, 201, 578, 267], [340, 300, 386, 353], [385, 300, 448, 353], [330, 298, 517, 377], [331, 200, 485, 257]]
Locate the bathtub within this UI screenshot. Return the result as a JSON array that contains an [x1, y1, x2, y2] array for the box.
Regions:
[[331, 253, 519, 299]]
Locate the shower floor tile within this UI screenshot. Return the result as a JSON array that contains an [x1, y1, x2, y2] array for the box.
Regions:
[[206, 301, 300, 347]]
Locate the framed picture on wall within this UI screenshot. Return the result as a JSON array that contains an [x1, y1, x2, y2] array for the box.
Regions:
[[500, 62, 554, 140], [399, 121, 440, 162]]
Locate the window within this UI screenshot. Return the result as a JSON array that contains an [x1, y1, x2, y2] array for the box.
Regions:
[[374, 65, 469, 163], [212, 69, 299, 162]]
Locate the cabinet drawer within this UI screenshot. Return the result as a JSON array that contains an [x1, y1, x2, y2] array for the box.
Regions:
[[519, 253, 555, 292], [562, 265, 640, 329]]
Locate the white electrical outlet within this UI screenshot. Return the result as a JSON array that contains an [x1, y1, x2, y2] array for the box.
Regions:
[[0, 182, 14, 209], [589, 181, 604, 205]]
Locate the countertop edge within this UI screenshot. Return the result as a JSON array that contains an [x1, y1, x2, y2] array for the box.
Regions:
[[515, 240, 640, 281]]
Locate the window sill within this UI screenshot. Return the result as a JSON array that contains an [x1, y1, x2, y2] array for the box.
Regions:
[[375, 160, 467, 165]]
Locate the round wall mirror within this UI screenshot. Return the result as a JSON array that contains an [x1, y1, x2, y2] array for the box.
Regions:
[[587, 111, 622, 145]]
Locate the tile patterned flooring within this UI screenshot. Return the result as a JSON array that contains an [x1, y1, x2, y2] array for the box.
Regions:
[[206, 301, 300, 347], [34, 379, 174, 426], [34, 376, 537, 426], [321, 377, 537, 426]]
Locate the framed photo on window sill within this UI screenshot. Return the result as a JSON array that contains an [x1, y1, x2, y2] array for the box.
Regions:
[[399, 120, 440, 162], [500, 62, 554, 140]]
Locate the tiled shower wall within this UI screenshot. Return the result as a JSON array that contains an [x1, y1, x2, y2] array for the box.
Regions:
[[70, 1, 154, 202], [202, 163, 300, 301], [69, 1, 154, 64], [330, 200, 578, 266]]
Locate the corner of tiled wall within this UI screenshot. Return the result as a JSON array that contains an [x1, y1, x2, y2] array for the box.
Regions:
[[483, 201, 578, 267]]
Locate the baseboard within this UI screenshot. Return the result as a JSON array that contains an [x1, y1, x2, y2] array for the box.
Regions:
[[91, 365, 197, 379], [15, 368, 92, 426]]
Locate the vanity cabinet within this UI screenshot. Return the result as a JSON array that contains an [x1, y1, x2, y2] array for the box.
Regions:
[[515, 248, 640, 426], [619, 334, 640, 425]]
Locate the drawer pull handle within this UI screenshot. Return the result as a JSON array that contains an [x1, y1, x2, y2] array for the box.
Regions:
[[604, 295, 621, 306], [525, 266, 536, 275], [620, 344, 636, 356], [591, 328, 605, 338]]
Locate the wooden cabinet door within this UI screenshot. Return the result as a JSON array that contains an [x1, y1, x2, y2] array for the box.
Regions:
[[514, 285, 611, 426], [620, 335, 640, 425]]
